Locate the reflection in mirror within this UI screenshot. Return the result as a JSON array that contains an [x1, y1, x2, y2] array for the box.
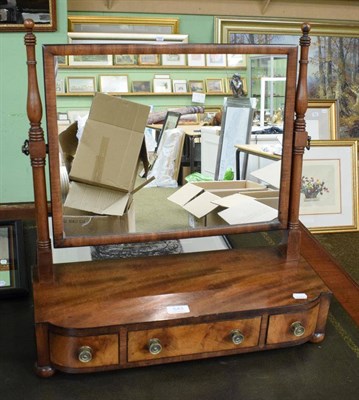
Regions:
[[48, 45, 292, 246]]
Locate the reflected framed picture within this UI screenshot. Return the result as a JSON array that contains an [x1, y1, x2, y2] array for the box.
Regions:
[[0, 221, 28, 297], [299, 140, 358, 233], [132, 80, 151, 93], [227, 54, 247, 68], [206, 54, 227, 67], [173, 80, 187, 93], [99, 75, 129, 93], [306, 100, 339, 140], [56, 77, 66, 94], [206, 78, 224, 93], [68, 54, 113, 66], [153, 78, 172, 93], [162, 54, 186, 66], [189, 80, 204, 93], [187, 54, 206, 67], [113, 54, 138, 65], [138, 54, 160, 66], [67, 77, 96, 94]]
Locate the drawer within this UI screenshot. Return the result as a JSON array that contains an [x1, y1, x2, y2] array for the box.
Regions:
[[128, 317, 261, 362], [266, 305, 319, 344], [50, 333, 119, 368]]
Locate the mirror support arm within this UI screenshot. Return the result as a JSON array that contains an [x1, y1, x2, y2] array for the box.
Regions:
[[287, 22, 311, 260], [24, 20, 54, 282]]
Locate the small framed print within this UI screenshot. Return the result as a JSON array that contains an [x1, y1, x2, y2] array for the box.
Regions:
[[99, 75, 129, 94], [188, 80, 204, 93], [132, 80, 151, 93], [173, 80, 187, 93], [153, 78, 172, 93], [187, 54, 205, 67], [206, 78, 224, 93], [161, 54, 186, 66], [56, 77, 66, 94], [0, 221, 28, 298], [206, 54, 227, 67], [68, 54, 113, 66], [299, 140, 358, 233], [227, 54, 247, 68], [138, 54, 160, 66], [67, 77, 96, 94], [113, 54, 138, 66]]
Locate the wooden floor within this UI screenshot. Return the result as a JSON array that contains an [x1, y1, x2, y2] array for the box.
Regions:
[[300, 226, 359, 326]]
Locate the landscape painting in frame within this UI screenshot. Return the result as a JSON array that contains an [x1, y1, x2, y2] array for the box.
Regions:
[[216, 18, 359, 139]]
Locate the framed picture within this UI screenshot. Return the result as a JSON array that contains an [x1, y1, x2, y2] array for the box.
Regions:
[[306, 100, 339, 140], [132, 81, 151, 93], [188, 80, 205, 93], [68, 16, 179, 34], [67, 109, 90, 124], [299, 141, 358, 233], [99, 75, 129, 94], [206, 78, 225, 93], [56, 77, 66, 94], [161, 54, 186, 66], [138, 54, 160, 66], [206, 54, 227, 67], [68, 54, 113, 66], [0, 221, 28, 297], [66, 77, 96, 94], [153, 78, 172, 93], [0, 0, 56, 32], [227, 54, 247, 68], [187, 54, 206, 67], [215, 17, 359, 139], [113, 55, 138, 66], [173, 80, 187, 93]]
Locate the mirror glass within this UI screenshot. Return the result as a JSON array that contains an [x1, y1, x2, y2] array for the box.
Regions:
[[45, 44, 296, 246]]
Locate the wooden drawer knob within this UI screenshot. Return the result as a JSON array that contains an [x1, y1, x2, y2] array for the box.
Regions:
[[291, 321, 305, 337], [148, 338, 162, 355], [231, 329, 245, 345], [78, 346, 93, 363]]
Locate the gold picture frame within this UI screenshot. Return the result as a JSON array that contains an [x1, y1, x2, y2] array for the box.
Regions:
[[0, 0, 56, 32], [300, 140, 358, 234], [307, 100, 339, 140]]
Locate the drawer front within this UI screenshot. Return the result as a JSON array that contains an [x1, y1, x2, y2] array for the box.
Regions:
[[128, 317, 261, 362], [266, 305, 319, 344], [50, 333, 119, 368]]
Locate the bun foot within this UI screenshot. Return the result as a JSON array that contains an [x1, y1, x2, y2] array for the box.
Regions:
[[310, 332, 325, 343], [35, 363, 56, 378]]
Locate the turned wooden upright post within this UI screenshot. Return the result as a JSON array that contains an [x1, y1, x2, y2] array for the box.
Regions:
[[286, 23, 311, 260], [24, 20, 53, 281]]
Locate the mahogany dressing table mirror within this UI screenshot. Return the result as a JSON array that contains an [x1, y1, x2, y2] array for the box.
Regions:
[[24, 20, 331, 377]]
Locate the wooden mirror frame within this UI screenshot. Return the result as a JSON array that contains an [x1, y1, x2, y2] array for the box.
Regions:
[[25, 20, 310, 262]]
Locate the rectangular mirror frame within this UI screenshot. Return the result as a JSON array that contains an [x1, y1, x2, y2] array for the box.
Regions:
[[42, 43, 299, 248]]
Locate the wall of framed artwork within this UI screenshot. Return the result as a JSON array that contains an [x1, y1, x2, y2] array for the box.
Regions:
[[0, 221, 27, 297], [299, 141, 358, 233]]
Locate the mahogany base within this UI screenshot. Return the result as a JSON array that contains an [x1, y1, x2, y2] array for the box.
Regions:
[[32, 240, 332, 376]]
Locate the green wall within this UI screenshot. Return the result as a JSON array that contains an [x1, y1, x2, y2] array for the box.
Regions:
[[0, 7, 214, 203]]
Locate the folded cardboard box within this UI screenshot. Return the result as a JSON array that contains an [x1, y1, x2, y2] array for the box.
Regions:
[[63, 204, 135, 237], [167, 180, 268, 227], [62, 93, 151, 219]]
